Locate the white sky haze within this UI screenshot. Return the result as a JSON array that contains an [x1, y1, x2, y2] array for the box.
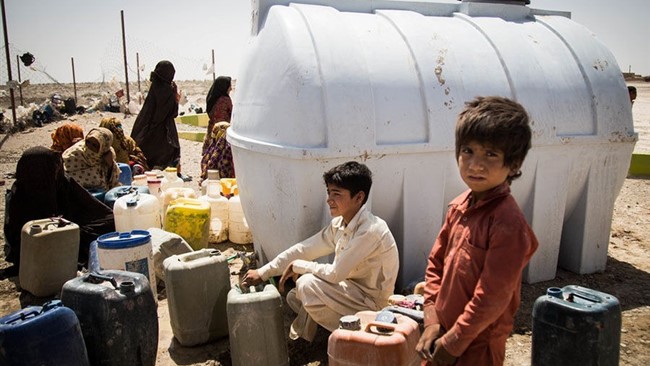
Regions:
[[2, 0, 649, 83]]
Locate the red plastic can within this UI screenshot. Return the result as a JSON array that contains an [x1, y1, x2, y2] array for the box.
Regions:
[[328, 310, 421, 366]]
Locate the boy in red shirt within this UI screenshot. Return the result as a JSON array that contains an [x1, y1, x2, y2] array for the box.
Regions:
[[416, 96, 539, 365]]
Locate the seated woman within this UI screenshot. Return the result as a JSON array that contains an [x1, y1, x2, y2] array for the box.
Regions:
[[62, 127, 121, 191], [200, 121, 235, 183], [99, 116, 149, 175], [3, 146, 115, 270], [50, 122, 84, 153]]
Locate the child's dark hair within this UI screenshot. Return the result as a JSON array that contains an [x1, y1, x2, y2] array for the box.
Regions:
[[455, 96, 532, 183], [323, 161, 372, 204]]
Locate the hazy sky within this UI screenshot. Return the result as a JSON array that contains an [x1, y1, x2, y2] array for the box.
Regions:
[[2, 0, 648, 83]]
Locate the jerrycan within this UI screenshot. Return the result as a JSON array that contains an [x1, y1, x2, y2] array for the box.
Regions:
[[220, 178, 237, 197], [95, 230, 157, 299], [198, 180, 229, 243], [160, 186, 197, 222], [0, 299, 90, 366], [113, 191, 161, 232], [19, 217, 80, 297], [117, 162, 132, 186], [227, 284, 289, 366], [163, 249, 230, 346], [532, 285, 621, 366], [104, 185, 150, 209], [328, 310, 421, 366], [164, 198, 210, 250], [228, 194, 253, 244], [61, 270, 158, 366]]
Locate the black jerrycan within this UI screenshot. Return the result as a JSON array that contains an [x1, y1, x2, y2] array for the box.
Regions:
[[532, 285, 621, 366]]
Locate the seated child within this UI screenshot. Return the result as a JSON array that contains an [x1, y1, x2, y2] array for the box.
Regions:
[[416, 96, 539, 365], [242, 161, 399, 341]]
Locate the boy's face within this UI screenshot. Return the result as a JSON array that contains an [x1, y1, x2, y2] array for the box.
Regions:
[[326, 183, 364, 224], [458, 140, 517, 201]]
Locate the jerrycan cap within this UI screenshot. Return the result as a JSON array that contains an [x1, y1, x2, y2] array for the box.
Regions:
[[97, 230, 151, 249], [339, 315, 361, 331], [125, 191, 140, 207]]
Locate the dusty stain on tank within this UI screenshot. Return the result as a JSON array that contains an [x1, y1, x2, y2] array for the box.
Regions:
[[592, 60, 609, 71], [434, 49, 448, 86]]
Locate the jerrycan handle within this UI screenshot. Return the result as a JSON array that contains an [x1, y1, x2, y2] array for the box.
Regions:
[[87, 272, 119, 289], [126, 191, 140, 207], [365, 321, 399, 336], [6, 309, 41, 324], [179, 249, 222, 263]]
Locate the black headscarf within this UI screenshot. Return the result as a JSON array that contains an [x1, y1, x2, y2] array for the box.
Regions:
[[151, 60, 175, 84], [206, 76, 232, 116], [4, 146, 115, 267]]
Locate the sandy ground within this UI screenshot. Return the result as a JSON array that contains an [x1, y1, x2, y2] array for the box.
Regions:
[[0, 80, 648, 365]]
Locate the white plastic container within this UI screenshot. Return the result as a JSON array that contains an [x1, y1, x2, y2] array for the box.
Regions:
[[19, 218, 80, 297], [96, 230, 157, 299], [132, 174, 148, 187], [163, 249, 230, 346], [228, 194, 253, 245], [198, 181, 229, 243], [229, 0, 637, 286], [161, 167, 184, 192], [113, 192, 161, 232], [200, 169, 221, 196]]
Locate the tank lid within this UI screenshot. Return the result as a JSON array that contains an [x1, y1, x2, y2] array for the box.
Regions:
[[97, 230, 151, 249]]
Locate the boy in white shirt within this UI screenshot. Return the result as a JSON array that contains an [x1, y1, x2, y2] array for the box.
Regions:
[[242, 161, 399, 341]]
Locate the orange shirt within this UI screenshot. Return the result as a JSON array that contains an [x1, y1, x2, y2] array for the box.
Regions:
[[423, 182, 538, 365]]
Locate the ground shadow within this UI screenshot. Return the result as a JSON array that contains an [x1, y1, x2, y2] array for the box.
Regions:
[[513, 256, 650, 334]]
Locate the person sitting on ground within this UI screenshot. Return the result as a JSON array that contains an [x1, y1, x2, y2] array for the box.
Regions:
[[242, 161, 399, 342], [203, 76, 233, 154], [50, 122, 84, 153], [3, 146, 115, 271], [415, 96, 539, 366], [200, 121, 235, 183], [99, 116, 149, 175], [62, 127, 120, 191]]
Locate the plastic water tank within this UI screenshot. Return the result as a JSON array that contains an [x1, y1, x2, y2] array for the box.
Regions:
[[228, 0, 637, 286]]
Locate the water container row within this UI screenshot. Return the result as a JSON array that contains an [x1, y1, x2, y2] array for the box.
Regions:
[[162, 249, 289, 365], [0, 271, 158, 366], [113, 173, 253, 247]]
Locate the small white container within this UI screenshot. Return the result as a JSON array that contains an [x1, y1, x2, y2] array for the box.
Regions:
[[228, 195, 253, 244], [198, 181, 229, 243]]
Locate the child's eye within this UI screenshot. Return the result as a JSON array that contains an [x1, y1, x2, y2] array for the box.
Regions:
[[460, 147, 472, 154]]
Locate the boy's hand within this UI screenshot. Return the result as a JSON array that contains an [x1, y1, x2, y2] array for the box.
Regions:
[[432, 338, 457, 365], [416, 323, 441, 361], [279, 261, 299, 294], [241, 269, 262, 287]]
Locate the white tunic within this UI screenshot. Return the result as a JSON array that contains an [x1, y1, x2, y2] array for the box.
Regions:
[[257, 205, 399, 333]]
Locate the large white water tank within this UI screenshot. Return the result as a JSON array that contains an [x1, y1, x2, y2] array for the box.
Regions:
[[228, 0, 636, 287]]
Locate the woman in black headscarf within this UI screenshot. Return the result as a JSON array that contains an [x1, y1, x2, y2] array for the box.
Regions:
[[131, 60, 181, 170], [3, 146, 115, 270], [203, 76, 232, 154]]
